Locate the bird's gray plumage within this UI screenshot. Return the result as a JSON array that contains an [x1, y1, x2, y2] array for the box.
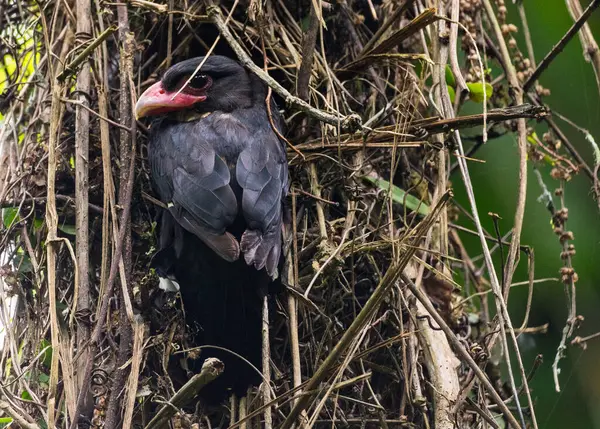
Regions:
[[148, 55, 288, 277], [145, 55, 288, 401]]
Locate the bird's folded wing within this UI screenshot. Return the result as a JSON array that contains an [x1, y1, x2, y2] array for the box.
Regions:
[[151, 126, 240, 261], [236, 130, 288, 277]]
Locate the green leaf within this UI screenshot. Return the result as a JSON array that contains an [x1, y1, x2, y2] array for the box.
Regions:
[[543, 154, 556, 166], [39, 339, 53, 368], [445, 64, 456, 87], [58, 224, 76, 235], [38, 372, 50, 383], [493, 414, 507, 429], [300, 15, 311, 32], [0, 417, 14, 426], [16, 255, 33, 274], [2, 207, 19, 229], [527, 132, 538, 145], [21, 390, 32, 400], [362, 175, 430, 216], [447, 85, 455, 103], [33, 217, 44, 230], [466, 82, 493, 103], [69, 155, 75, 169]]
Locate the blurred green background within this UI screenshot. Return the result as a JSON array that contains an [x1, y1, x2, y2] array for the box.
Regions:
[[451, 1, 600, 428]]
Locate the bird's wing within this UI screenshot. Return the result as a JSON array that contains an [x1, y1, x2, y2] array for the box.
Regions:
[[150, 123, 240, 261], [236, 121, 288, 278]]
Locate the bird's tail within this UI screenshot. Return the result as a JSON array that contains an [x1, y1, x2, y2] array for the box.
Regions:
[[152, 211, 269, 404]]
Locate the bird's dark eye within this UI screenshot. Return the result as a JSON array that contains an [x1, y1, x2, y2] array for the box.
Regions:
[[189, 74, 211, 90]]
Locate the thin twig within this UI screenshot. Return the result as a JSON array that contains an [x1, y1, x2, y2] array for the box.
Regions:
[[208, 6, 362, 132], [103, 13, 137, 428], [122, 318, 147, 428], [0, 401, 40, 429], [69, 82, 138, 428], [360, 0, 417, 54], [565, 0, 600, 94], [57, 25, 117, 81], [402, 274, 521, 429], [280, 191, 451, 429], [523, 0, 600, 91]]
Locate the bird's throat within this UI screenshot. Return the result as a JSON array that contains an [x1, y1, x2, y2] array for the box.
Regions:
[[171, 110, 212, 123]]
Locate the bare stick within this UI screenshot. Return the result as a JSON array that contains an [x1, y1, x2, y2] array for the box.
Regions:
[[262, 295, 273, 429], [74, 0, 92, 416], [57, 25, 117, 81], [296, 0, 319, 101], [523, 0, 600, 91], [69, 92, 137, 429], [41, 15, 72, 427], [104, 9, 138, 427], [565, 0, 600, 94], [144, 358, 224, 429], [517, 1, 536, 68], [427, 5, 457, 426], [360, 0, 417, 54], [342, 8, 439, 74], [0, 401, 40, 429], [448, 0, 468, 95], [402, 274, 521, 429], [122, 319, 147, 428]]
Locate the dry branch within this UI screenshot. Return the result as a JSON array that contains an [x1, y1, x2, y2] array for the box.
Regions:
[[208, 6, 362, 132], [523, 0, 600, 91], [145, 358, 224, 429], [74, 0, 92, 415], [0, 401, 40, 429], [280, 191, 451, 429]]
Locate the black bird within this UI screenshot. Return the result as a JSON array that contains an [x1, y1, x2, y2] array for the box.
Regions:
[[135, 55, 289, 402]]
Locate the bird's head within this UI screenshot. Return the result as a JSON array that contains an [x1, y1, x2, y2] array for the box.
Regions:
[[135, 55, 253, 120]]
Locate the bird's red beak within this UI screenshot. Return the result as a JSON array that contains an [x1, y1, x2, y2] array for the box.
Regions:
[[135, 81, 207, 119]]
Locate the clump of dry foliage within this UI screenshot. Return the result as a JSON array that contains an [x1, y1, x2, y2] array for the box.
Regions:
[[0, 0, 599, 428]]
